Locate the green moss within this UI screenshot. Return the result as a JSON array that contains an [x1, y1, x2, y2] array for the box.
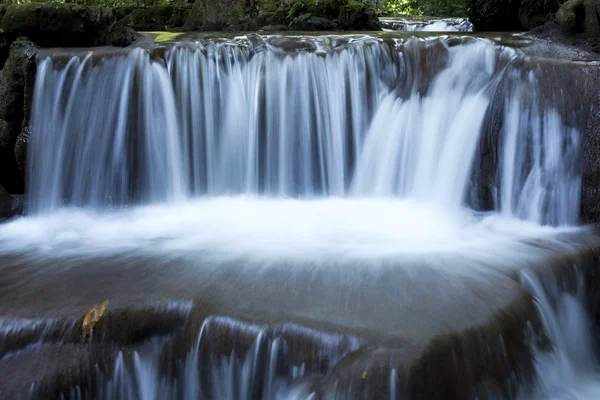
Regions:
[[143, 30, 185, 42]]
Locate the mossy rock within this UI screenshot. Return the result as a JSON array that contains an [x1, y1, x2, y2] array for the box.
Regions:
[[1, 4, 115, 47]]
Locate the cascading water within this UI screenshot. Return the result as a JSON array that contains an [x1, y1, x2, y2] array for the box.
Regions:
[[0, 33, 596, 399], [26, 36, 581, 227], [380, 18, 474, 32]]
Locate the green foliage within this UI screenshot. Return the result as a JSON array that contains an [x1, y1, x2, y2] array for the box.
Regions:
[[1, 0, 191, 7], [382, 0, 470, 16], [258, 0, 379, 29]]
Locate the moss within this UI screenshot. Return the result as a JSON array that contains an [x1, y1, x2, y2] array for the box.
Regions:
[[143, 31, 185, 42]]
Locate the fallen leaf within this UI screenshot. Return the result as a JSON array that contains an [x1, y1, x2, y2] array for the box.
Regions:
[[82, 299, 108, 336], [362, 371, 368, 379]]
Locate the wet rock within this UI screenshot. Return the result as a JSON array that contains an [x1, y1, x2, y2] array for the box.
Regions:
[[259, 24, 289, 31], [0, 39, 35, 149], [14, 126, 29, 178], [0, 185, 23, 219], [0, 4, 115, 48], [0, 39, 34, 193]]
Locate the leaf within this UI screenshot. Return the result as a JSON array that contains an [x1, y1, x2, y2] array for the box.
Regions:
[[82, 299, 108, 336]]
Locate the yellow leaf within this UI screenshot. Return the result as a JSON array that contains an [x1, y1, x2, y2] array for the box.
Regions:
[[362, 371, 368, 379], [82, 299, 108, 336]]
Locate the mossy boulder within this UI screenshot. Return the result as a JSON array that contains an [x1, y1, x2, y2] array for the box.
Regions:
[[0, 4, 115, 47]]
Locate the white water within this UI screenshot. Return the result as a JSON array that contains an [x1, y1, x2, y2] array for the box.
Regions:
[[0, 197, 582, 263], [380, 18, 474, 32], [24, 36, 580, 227], [520, 272, 600, 400]]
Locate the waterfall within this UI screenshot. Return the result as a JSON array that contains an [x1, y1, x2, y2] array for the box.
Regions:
[[26, 35, 582, 226], [519, 270, 600, 399]]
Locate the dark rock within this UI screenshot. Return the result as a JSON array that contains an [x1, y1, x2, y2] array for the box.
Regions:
[[0, 4, 115, 48], [167, 5, 193, 28], [0, 39, 35, 151], [107, 21, 141, 47], [183, 0, 247, 31], [470, 0, 523, 31], [0, 185, 23, 219], [0, 185, 11, 218], [337, 0, 380, 30], [0, 32, 13, 70], [518, 0, 553, 30], [294, 15, 339, 30], [123, 6, 189, 31], [0, 38, 34, 194], [14, 126, 29, 179], [185, 0, 380, 32], [585, 0, 600, 36], [259, 24, 289, 31], [557, 0, 586, 34], [0, 5, 8, 21]]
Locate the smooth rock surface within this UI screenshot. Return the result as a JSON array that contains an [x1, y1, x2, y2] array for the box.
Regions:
[[0, 230, 597, 398]]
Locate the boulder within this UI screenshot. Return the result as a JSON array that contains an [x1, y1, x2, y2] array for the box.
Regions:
[[556, 0, 586, 34], [585, 0, 600, 37], [0, 4, 115, 47]]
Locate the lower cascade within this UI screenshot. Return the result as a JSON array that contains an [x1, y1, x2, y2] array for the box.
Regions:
[[0, 33, 599, 400]]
